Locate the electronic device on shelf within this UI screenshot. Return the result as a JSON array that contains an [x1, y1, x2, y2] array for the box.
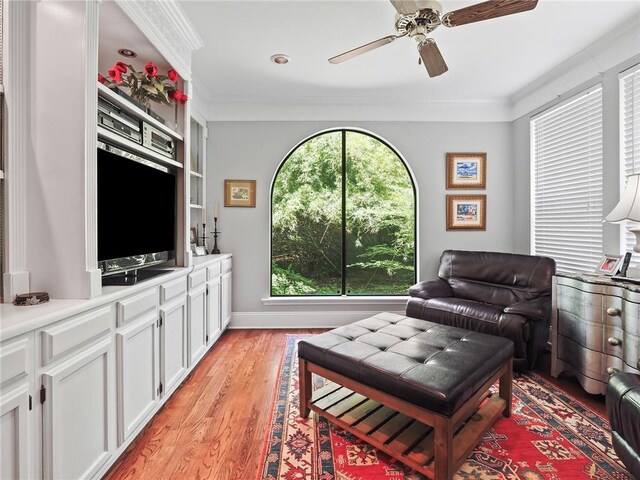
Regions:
[[97, 97, 142, 144], [142, 122, 175, 159], [97, 140, 176, 284]]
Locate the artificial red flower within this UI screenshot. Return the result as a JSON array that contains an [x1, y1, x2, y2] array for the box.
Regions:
[[145, 61, 158, 78], [179, 93, 188, 104], [169, 89, 183, 101], [167, 69, 178, 82], [115, 61, 128, 73], [97, 74, 106, 84], [108, 68, 122, 83]]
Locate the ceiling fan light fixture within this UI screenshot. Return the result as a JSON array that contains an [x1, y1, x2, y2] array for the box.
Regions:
[[270, 54, 290, 65]]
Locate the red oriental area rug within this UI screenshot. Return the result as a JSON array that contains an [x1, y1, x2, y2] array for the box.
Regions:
[[256, 335, 633, 480]]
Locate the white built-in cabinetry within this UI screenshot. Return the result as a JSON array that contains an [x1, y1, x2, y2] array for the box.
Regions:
[[0, 255, 231, 480]]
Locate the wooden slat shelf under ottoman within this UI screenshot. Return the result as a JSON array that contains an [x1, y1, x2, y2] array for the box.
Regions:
[[298, 312, 514, 480]]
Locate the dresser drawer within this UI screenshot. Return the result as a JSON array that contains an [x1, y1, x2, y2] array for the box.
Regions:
[[602, 325, 624, 359], [622, 301, 640, 336], [556, 285, 602, 321], [189, 269, 207, 289], [602, 295, 623, 327], [557, 311, 603, 352], [41, 306, 112, 365], [623, 332, 639, 371], [160, 277, 187, 304], [117, 288, 158, 326], [557, 335, 603, 382]]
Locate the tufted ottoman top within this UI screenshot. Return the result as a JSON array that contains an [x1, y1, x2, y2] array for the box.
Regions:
[[298, 312, 513, 417]]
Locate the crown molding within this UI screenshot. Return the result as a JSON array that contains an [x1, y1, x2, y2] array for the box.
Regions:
[[114, 0, 203, 80], [205, 98, 513, 122], [510, 16, 640, 120]]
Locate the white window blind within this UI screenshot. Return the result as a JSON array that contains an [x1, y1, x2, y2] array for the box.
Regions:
[[531, 86, 604, 273], [620, 65, 640, 258]]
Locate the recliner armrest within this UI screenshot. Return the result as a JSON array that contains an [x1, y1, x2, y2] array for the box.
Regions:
[[408, 279, 453, 300], [503, 297, 550, 322]]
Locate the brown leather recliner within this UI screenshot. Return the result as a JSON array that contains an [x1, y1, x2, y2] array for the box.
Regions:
[[607, 372, 640, 479], [406, 250, 556, 371]]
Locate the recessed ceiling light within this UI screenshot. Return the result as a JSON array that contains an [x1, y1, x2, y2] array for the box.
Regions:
[[118, 48, 137, 58], [270, 54, 290, 65]]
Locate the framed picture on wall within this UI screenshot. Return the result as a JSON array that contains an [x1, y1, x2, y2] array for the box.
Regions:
[[224, 179, 256, 207], [446, 194, 486, 230], [446, 153, 486, 189]]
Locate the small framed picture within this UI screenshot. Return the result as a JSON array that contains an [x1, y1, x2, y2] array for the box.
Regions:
[[224, 179, 256, 208], [190, 227, 198, 245], [595, 254, 623, 276], [446, 153, 486, 189], [194, 246, 207, 256], [446, 194, 486, 230]]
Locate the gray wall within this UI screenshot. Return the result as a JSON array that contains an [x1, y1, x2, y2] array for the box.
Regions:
[[206, 121, 515, 314]]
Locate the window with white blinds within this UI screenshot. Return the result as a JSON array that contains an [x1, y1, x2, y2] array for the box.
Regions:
[[620, 65, 640, 258], [531, 86, 604, 273]]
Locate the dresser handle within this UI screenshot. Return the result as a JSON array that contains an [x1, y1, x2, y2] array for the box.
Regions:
[[607, 337, 622, 346], [606, 307, 621, 317], [607, 367, 619, 375]]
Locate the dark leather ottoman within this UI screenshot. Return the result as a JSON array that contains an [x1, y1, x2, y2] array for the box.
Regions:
[[298, 312, 514, 480]]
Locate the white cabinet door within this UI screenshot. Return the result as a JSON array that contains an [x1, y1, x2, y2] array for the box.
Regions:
[[0, 384, 31, 480], [221, 271, 232, 329], [0, 334, 33, 480], [42, 337, 114, 480], [187, 285, 207, 366], [116, 312, 159, 445], [160, 298, 188, 396], [206, 276, 221, 345]]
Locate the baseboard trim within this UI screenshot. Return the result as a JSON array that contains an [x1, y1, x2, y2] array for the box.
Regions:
[[229, 310, 405, 329]]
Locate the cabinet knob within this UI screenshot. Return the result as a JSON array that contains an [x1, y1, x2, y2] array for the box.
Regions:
[[607, 367, 619, 376], [606, 307, 621, 317], [607, 337, 622, 346]]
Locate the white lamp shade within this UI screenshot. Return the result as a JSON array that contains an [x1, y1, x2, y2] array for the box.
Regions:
[[605, 174, 640, 222]]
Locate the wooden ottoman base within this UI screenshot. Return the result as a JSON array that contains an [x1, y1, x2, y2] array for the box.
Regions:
[[299, 358, 512, 480]]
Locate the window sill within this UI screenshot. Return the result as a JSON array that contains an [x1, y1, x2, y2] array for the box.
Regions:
[[261, 296, 409, 307]]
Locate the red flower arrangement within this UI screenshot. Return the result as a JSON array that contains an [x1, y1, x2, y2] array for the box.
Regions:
[[99, 61, 188, 106]]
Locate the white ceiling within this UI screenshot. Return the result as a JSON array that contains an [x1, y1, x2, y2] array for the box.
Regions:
[[179, 0, 640, 113]]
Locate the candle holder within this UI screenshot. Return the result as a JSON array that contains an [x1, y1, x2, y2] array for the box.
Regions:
[[211, 217, 221, 254], [200, 223, 209, 254]]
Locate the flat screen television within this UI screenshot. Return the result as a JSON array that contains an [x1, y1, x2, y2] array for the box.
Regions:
[[97, 141, 176, 283]]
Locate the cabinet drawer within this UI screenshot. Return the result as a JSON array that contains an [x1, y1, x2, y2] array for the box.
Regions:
[[117, 289, 158, 327], [623, 332, 639, 371], [622, 301, 640, 336], [0, 335, 31, 386], [602, 325, 624, 359], [207, 262, 221, 278], [188, 269, 207, 290], [557, 335, 603, 381], [602, 295, 623, 327], [41, 306, 112, 365], [557, 311, 603, 352], [160, 277, 187, 304], [556, 285, 602, 321], [222, 258, 232, 273]]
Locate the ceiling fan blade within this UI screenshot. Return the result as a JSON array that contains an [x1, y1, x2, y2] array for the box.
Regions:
[[442, 0, 538, 27], [329, 34, 402, 64], [390, 0, 422, 15], [418, 39, 448, 77]]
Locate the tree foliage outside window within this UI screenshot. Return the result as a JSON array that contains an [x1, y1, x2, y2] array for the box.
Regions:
[[271, 130, 416, 296]]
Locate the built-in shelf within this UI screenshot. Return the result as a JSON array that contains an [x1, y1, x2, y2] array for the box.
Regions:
[[97, 82, 184, 141], [189, 204, 203, 209], [98, 126, 183, 169], [190, 171, 203, 178]]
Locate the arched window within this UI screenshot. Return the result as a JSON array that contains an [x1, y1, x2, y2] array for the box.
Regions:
[[271, 129, 416, 296]]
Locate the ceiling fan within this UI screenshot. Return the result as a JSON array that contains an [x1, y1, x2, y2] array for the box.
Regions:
[[328, 0, 539, 77]]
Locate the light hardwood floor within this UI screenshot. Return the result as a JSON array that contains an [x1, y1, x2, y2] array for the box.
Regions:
[[104, 329, 606, 480]]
